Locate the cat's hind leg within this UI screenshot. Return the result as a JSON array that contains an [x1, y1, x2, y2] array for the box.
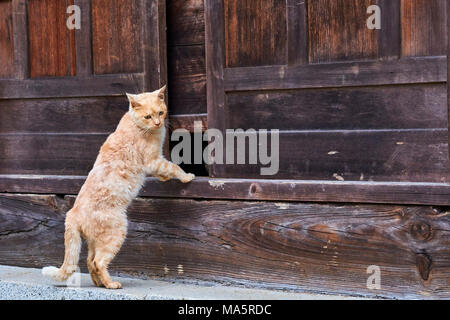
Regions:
[[92, 229, 126, 289], [87, 241, 102, 287]]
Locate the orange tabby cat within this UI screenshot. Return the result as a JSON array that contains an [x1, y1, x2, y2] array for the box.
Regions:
[[42, 86, 194, 289]]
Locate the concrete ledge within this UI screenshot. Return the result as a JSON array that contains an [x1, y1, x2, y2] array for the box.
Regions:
[[0, 265, 364, 300]]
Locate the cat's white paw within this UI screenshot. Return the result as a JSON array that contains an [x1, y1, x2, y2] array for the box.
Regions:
[[181, 173, 195, 183]]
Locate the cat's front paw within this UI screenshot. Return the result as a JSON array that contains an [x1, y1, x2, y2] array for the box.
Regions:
[[180, 173, 195, 183], [156, 175, 171, 182]]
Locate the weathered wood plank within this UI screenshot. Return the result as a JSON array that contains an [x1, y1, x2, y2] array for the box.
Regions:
[[0, 74, 144, 99], [1, 193, 449, 299], [205, 0, 226, 177], [91, 0, 143, 75], [224, 0, 287, 68], [287, 0, 308, 65], [402, 0, 447, 57], [0, 134, 106, 175], [167, 0, 204, 46], [0, 0, 14, 78], [308, 0, 378, 63], [0, 97, 128, 133], [377, 0, 401, 59], [143, 0, 167, 92], [0, 97, 202, 134], [226, 84, 447, 130], [11, 0, 28, 79], [224, 56, 446, 92], [28, 0, 76, 77], [3, 130, 444, 182], [1, 175, 450, 206], [214, 129, 449, 182], [168, 45, 206, 115], [448, 0, 450, 160], [74, 0, 92, 76]]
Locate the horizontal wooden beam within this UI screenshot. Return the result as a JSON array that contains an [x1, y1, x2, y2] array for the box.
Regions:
[[1, 175, 450, 205], [224, 56, 446, 92], [1, 193, 449, 298], [0, 74, 144, 99]]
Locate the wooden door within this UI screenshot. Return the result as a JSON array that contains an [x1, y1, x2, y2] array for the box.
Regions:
[[0, 0, 166, 178], [206, 0, 449, 204]]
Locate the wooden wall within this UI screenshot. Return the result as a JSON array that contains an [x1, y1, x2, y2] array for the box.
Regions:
[[207, 0, 449, 183], [1, 193, 449, 299], [0, 0, 449, 299]]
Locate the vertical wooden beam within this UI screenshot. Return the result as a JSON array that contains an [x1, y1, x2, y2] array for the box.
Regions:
[[12, 0, 28, 79], [142, 0, 168, 157], [143, 0, 167, 92], [74, 0, 92, 76], [448, 0, 450, 159], [205, 0, 226, 177], [377, 0, 401, 59], [287, 0, 308, 65]]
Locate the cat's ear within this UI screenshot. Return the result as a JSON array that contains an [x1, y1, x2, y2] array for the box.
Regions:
[[158, 85, 167, 100], [126, 93, 141, 109]]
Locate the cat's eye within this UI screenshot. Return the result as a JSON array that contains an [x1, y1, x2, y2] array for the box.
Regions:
[[159, 111, 164, 116], [144, 115, 151, 120]]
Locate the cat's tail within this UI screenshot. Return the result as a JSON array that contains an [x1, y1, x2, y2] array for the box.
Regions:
[[42, 220, 81, 282]]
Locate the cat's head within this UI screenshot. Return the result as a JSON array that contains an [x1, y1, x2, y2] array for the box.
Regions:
[[126, 86, 168, 131]]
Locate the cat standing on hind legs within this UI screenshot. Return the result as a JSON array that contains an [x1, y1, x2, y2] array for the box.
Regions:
[[42, 86, 195, 289]]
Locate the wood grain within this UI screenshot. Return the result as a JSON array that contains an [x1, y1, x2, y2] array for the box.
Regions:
[[0, 134, 105, 175], [92, 0, 143, 74], [377, 0, 401, 59], [2, 129, 446, 181], [143, 0, 167, 92], [0, 97, 204, 134], [166, 0, 206, 116], [224, 0, 287, 67], [226, 84, 447, 130], [205, 0, 226, 177], [2, 175, 450, 206], [308, 0, 379, 63], [28, 0, 76, 78], [74, 0, 92, 76], [448, 0, 450, 160], [168, 45, 206, 115], [0, 97, 128, 133], [1, 193, 449, 299], [12, 0, 29, 79], [167, 0, 204, 46], [287, 0, 308, 65], [0, 0, 14, 78], [402, 0, 447, 57], [215, 129, 449, 182], [0, 74, 144, 99], [224, 56, 446, 91]]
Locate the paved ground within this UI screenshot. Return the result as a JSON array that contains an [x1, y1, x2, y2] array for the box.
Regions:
[[0, 265, 365, 300]]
